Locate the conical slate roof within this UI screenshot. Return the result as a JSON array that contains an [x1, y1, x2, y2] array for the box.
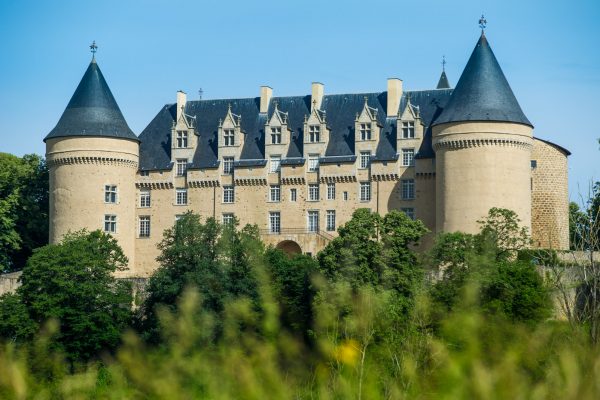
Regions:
[[433, 33, 532, 127], [436, 70, 451, 89], [44, 59, 137, 142]]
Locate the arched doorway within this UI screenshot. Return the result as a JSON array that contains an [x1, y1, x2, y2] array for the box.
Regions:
[[276, 240, 302, 256]]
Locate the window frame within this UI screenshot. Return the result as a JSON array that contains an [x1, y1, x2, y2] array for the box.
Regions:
[[326, 210, 336, 231], [401, 148, 415, 167], [105, 185, 117, 204], [401, 179, 415, 200], [176, 159, 188, 176], [359, 181, 371, 202], [176, 130, 188, 148], [308, 183, 319, 202], [401, 207, 415, 220], [104, 214, 117, 233], [223, 156, 234, 175], [270, 155, 281, 173], [326, 182, 336, 200], [175, 188, 188, 205], [223, 185, 235, 204], [290, 188, 297, 202], [222, 213, 235, 225], [307, 210, 319, 232], [360, 123, 372, 141], [308, 125, 320, 142], [269, 185, 281, 202], [139, 216, 151, 237], [308, 154, 320, 172], [139, 190, 151, 208], [269, 211, 281, 234], [359, 151, 371, 169], [270, 127, 282, 144], [401, 121, 415, 139]]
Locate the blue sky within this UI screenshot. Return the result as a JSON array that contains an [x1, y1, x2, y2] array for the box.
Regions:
[[0, 0, 598, 199]]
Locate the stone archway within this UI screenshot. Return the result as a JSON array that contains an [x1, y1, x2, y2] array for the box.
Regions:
[[276, 240, 302, 256]]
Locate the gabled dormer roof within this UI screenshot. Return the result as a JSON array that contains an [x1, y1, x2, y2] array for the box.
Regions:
[[432, 33, 532, 128], [44, 59, 137, 142]]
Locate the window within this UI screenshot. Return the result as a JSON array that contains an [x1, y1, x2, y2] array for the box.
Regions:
[[269, 185, 281, 202], [402, 148, 415, 167], [176, 130, 188, 148], [223, 129, 235, 146], [271, 127, 282, 144], [223, 185, 234, 203], [401, 208, 415, 220], [223, 157, 234, 175], [308, 125, 320, 142], [343, 191, 349, 201], [104, 215, 116, 233], [360, 182, 371, 201], [269, 212, 281, 234], [139, 216, 151, 237], [270, 155, 281, 173], [359, 151, 371, 169], [176, 188, 188, 205], [222, 213, 235, 225], [140, 170, 150, 177], [326, 182, 336, 200], [290, 188, 297, 202], [140, 190, 151, 208], [401, 121, 415, 139], [307, 211, 319, 232], [176, 159, 187, 176], [308, 154, 319, 172], [105, 185, 117, 203], [308, 184, 319, 201], [360, 123, 372, 140], [401, 179, 415, 200], [326, 210, 336, 231]]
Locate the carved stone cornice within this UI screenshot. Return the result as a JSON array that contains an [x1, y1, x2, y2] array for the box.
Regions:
[[47, 155, 138, 168], [234, 178, 267, 186], [320, 175, 357, 183], [433, 137, 532, 151], [188, 180, 220, 188], [281, 177, 306, 185], [371, 174, 399, 182], [136, 182, 174, 190]]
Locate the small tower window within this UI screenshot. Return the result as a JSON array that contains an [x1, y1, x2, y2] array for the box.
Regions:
[[104, 215, 117, 233], [224, 129, 235, 146], [139, 216, 151, 237], [271, 127, 282, 144], [223, 157, 234, 175], [176, 159, 188, 176], [402, 148, 415, 167], [309, 125, 320, 142], [401, 121, 415, 139], [105, 185, 117, 203], [327, 182, 336, 200], [401, 179, 415, 200], [290, 188, 297, 202], [360, 123, 372, 140], [176, 131, 188, 148], [140, 190, 151, 207], [359, 151, 371, 169]]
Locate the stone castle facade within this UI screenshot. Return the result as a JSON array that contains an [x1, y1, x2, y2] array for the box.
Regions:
[[44, 31, 570, 277]]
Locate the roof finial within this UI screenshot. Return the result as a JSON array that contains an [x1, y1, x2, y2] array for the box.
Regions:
[[89, 40, 98, 60], [442, 55, 446, 72], [479, 14, 487, 33], [198, 88, 203, 100]]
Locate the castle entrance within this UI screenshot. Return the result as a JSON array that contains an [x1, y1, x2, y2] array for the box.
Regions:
[[276, 240, 302, 256]]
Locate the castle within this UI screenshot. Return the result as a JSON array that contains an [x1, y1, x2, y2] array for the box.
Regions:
[[44, 29, 570, 277]]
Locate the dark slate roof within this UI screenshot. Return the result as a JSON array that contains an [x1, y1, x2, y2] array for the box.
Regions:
[[436, 71, 451, 89], [138, 87, 457, 170], [433, 33, 532, 128], [45, 59, 137, 142]]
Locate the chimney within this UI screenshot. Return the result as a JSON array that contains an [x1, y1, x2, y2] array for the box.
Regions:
[[387, 78, 403, 117], [260, 86, 273, 113], [311, 82, 324, 111], [176, 90, 187, 121]]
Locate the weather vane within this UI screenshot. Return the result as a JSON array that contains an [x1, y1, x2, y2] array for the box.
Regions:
[[479, 14, 487, 32], [90, 41, 98, 58], [442, 55, 446, 72]]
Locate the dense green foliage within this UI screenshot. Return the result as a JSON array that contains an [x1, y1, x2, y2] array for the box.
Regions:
[[0, 153, 48, 271]]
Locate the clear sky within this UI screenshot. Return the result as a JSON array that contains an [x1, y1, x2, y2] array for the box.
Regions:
[[0, 0, 598, 199]]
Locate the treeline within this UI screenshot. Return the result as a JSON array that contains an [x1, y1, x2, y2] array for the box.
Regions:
[[0, 205, 599, 398]]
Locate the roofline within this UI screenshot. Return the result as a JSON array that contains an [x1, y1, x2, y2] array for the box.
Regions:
[[533, 137, 571, 156], [43, 134, 140, 143], [431, 119, 534, 129]]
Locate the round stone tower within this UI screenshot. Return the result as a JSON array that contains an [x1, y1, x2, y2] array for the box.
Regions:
[[44, 55, 139, 271], [432, 32, 534, 235]]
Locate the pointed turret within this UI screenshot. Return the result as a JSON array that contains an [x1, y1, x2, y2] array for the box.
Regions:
[[436, 70, 451, 89], [433, 33, 531, 127], [44, 59, 137, 141]]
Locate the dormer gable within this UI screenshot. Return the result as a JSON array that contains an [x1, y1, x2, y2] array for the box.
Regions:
[[218, 104, 245, 148], [266, 102, 290, 146], [355, 97, 382, 143], [304, 103, 328, 144], [171, 91, 197, 163], [398, 95, 424, 140]]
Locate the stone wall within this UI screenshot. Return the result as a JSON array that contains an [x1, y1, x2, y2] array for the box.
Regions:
[[0, 272, 22, 296]]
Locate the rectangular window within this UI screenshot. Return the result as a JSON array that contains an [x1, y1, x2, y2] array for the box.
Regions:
[[308, 183, 319, 201], [223, 185, 234, 203], [326, 182, 336, 200], [270, 155, 281, 173], [139, 216, 151, 237], [290, 188, 297, 202], [401, 208, 415, 220], [402, 148, 415, 167], [176, 130, 188, 148], [326, 210, 336, 231], [223, 129, 235, 146], [223, 157, 234, 175], [308, 154, 319, 172], [269, 185, 281, 202], [307, 210, 319, 232], [401, 121, 415, 139], [140, 170, 150, 177], [343, 191, 349, 201], [222, 213, 235, 225], [401, 179, 415, 200], [105, 185, 117, 203], [176, 188, 188, 205], [309, 125, 320, 142], [271, 127, 282, 144], [360, 182, 371, 201], [359, 151, 371, 169], [104, 215, 117, 233], [269, 211, 281, 234], [360, 123, 372, 140], [176, 159, 188, 176], [140, 190, 151, 208]]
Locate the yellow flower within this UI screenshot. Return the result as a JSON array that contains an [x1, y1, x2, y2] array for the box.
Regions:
[[335, 339, 360, 366]]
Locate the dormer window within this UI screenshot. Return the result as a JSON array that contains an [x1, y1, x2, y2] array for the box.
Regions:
[[223, 129, 235, 146], [309, 125, 320, 142], [360, 123, 372, 140], [271, 127, 282, 144], [401, 122, 415, 139], [176, 131, 188, 148]]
